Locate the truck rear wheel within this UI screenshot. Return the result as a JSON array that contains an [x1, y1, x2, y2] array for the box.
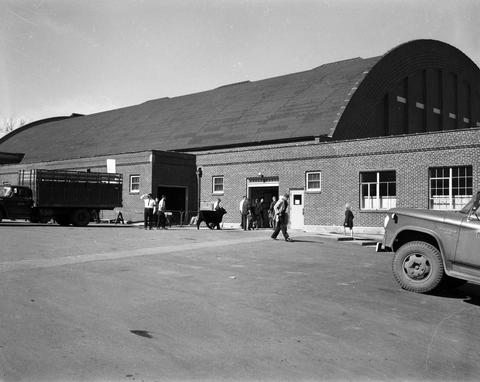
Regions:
[[392, 241, 444, 293], [70, 209, 91, 227], [55, 215, 70, 226]]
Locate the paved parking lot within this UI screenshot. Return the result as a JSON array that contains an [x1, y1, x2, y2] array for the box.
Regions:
[[1, 223, 480, 381]]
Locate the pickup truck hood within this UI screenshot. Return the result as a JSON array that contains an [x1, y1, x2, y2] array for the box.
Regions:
[[389, 208, 465, 223]]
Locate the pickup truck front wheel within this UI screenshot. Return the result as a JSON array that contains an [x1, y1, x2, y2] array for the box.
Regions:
[[392, 241, 444, 293]]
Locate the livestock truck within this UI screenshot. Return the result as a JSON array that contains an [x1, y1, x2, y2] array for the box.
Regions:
[[0, 169, 122, 226]]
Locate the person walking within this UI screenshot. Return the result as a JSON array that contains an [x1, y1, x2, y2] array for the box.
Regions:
[[214, 198, 221, 211], [271, 193, 292, 242], [239, 196, 249, 230], [343, 203, 354, 237], [157, 194, 167, 229], [140, 193, 155, 230]]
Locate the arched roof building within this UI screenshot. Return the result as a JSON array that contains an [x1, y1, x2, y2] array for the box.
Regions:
[[0, 39, 479, 230], [0, 55, 379, 163]]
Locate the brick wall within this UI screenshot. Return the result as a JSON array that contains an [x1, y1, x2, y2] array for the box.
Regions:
[[195, 128, 480, 230]]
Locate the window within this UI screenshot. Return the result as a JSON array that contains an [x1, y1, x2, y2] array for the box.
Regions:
[[212, 176, 224, 194], [129, 175, 140, 194], [306, 171, 321, 192], [429, 166, 472, 210], [360, 171, 396, 210]]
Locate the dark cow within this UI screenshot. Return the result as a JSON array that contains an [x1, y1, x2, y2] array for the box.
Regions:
[[196, 207, 227, 230]]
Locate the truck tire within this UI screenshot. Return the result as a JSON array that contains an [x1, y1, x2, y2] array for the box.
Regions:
[[70, 209, 91, 227], [392, 241, 444, 293], [29, 216, 40, 223], [55, 215, 71, 226]]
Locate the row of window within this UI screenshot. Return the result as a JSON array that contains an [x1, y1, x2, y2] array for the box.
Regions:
[[396, 95, 480, 126], [129, 165, 474, 211], [210, 166, 473, 211]]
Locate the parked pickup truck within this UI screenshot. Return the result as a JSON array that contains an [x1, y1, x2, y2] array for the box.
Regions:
[[379, 191, 480, 293], [0, 169, 122, 226]]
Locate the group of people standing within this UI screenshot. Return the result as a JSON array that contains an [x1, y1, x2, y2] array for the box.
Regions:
[[140, 193, 168, 230], [140, 191, 354, 240], [239, 193, 292, 242], [239, 196, 274, 230]]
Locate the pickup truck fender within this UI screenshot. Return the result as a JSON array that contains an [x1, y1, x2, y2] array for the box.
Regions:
[[387, 225, 453, 273]]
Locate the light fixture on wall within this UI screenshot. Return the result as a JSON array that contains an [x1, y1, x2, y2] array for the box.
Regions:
[[196, 167, 203, 215], [258, 172, 264, 181]]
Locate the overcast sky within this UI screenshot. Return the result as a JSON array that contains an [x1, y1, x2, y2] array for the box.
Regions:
[[1, 0, 479, 125]]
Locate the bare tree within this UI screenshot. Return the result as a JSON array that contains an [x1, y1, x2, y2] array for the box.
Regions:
[[1, 118, 27, 136]]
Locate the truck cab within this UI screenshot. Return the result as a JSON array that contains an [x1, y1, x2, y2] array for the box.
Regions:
[[381, 191, 480, 293], [0, 185, 34, 221]]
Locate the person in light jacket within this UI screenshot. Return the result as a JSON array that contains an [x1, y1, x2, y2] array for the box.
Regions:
[[271, 193, 292, 242], [157, 195, 167, 229]]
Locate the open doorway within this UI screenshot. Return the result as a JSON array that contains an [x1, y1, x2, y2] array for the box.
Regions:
[[156, 185, 187, 225], [248, 186, 279, 228]]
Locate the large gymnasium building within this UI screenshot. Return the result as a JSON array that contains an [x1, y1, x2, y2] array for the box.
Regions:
[[1, 39, 479, 232]]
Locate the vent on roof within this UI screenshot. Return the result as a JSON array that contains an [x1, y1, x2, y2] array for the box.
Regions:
[[216, 80, 251, 89], [312, 57, 363, 70]]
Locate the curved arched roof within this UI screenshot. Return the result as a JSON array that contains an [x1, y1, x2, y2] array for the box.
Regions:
[[0, 56, 378, 163], [333, 39, 480, 139], [1, 39, 477, 164]]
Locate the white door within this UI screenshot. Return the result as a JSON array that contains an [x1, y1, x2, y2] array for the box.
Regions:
[[289, 190, 304, 229]]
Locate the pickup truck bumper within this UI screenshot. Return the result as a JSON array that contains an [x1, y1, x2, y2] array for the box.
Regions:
[[375, 242, 392, 252]]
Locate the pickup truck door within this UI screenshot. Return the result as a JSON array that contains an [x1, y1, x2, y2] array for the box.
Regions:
[[454, 215, 480, 268], [5, 187, 33, 219]]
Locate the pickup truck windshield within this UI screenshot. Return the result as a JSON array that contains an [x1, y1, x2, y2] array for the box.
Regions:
[[0, 186, 12, 197]]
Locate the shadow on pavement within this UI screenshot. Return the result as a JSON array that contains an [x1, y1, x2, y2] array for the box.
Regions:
[[430, 283, 480, 307], [0, 222, 135, 228]]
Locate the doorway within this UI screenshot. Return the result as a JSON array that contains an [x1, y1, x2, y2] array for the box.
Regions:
[[156, 185, 187, 225], [248, 186, 279, 228]]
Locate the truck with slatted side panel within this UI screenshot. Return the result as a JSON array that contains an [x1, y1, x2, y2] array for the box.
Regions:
[[0, 169, 122, 226]]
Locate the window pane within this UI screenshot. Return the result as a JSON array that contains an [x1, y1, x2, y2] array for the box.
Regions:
[[429, 166, 473, 210], [213, 177, 223, 192], [306, 172, 321, 190], [380, 183, 387, 196], [388, 183, 396, 196], [361, 172, 377, 183], [379, 171, 396, 182]]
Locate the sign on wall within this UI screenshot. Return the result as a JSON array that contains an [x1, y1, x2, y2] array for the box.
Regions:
[[106, 159, 116, 173]]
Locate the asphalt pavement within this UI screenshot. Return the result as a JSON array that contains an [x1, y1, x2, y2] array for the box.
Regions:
[[1, 223, 479, 381]]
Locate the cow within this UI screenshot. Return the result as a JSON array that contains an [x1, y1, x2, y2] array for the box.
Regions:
[[196, 207, 227, 230]]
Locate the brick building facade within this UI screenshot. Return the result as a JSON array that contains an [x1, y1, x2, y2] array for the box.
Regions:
[[196, 128, 479, 232]]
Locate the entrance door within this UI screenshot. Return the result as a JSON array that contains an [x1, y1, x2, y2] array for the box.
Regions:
[[289, 190, 304, 229], [247, 184, 279, 228], [156, 186, 187, 225]]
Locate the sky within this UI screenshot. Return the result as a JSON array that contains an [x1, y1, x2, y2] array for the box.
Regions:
[[1, 0, 479, 130]]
